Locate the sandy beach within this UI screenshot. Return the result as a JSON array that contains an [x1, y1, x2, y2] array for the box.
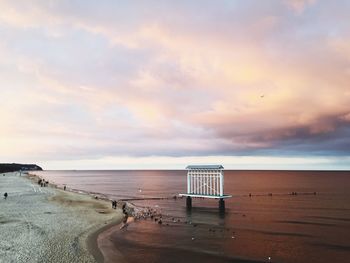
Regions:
[[0, 172, 124, 263]]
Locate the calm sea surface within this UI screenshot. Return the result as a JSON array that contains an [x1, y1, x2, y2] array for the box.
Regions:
[[37, 170, 350, 263]]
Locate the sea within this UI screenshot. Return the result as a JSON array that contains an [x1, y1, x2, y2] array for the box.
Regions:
[[37, 170, 350, 263]]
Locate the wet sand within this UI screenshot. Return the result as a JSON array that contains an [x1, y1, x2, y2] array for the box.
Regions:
[[95, 202, 267, 263], [96, 195, 350, 263], [0, 172, 124, 262], [98, 220, 265, 263]]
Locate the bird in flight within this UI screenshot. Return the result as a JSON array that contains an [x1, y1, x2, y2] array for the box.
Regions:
[[260, 94, 265, 98]]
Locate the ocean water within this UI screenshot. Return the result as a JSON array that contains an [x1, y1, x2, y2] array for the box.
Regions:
[[37, 170, 350, 263]]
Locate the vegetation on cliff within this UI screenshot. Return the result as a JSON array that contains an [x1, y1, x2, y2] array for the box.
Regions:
[[0, 163, 43, 173]]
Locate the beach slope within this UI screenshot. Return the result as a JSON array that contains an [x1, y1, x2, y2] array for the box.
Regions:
[[0, 172, 123, 263]]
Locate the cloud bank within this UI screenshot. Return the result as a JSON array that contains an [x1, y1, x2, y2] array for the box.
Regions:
[[0, 0, 349, 168]]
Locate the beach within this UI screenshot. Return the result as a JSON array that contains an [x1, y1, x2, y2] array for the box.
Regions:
[[0, 172, 124, 263]]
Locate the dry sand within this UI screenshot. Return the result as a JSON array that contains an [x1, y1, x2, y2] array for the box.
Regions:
[[0, 172, 124, 263]]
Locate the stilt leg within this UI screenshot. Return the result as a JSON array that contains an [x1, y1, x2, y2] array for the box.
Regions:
[[186, 196, 192, 210], [219, 198, 225, 213]]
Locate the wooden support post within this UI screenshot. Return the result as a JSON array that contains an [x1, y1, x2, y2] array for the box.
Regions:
[[186, 196, 192, 210], [219, 198, 225, 213]]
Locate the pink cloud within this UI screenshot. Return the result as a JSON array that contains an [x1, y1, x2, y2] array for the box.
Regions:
[[284, 0, 317, 14], [0, 1, 349, 167]]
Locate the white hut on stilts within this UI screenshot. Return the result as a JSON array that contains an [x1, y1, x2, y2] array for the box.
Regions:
[[179, 165, 232, 212]]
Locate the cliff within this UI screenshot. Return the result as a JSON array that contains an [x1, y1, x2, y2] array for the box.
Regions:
[[0, 163, 43, 173]]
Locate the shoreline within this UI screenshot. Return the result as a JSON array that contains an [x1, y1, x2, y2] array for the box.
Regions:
[[28, 172, 127, 263], [96, 220, 129, 263], [87, 218, 124, 263], [30, 171, 153, 263], [96, 216, 267, 263], [1, 172, 124, 263]]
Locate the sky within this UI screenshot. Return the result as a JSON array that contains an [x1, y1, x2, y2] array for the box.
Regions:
[[0, 0, 350, 170]]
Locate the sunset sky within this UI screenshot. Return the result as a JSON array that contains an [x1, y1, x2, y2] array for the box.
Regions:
[[0, 0, 349, 170]]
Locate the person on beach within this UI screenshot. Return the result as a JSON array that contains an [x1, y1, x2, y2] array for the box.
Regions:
[[64, 185, 66, 191], [4, 192, 8, 199]]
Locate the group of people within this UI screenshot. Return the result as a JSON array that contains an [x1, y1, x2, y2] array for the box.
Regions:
[[37, 178, 49, 187]]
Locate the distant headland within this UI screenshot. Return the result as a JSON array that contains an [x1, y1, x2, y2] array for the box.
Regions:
[[0, 163, 43, 173]]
